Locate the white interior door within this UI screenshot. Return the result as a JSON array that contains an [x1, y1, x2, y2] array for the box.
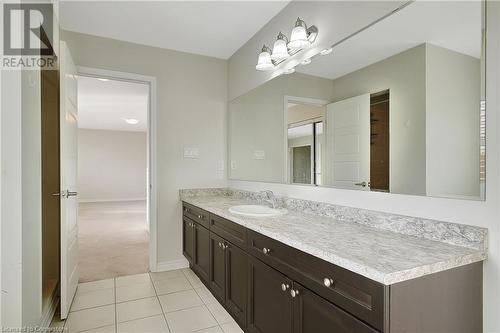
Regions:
[[60, 41, 79, 319], [326, 94, 370, 190]]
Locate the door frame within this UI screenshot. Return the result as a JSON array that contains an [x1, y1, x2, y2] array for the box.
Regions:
[[283, 96, 330, 184], [76, 66, 159, 272]]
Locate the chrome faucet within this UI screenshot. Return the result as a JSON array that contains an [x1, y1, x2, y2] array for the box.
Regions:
[[260, 190, 277, 209]]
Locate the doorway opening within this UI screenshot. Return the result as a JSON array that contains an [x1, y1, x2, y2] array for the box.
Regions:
[[76, 75, 150, 282], [286, 99, 327, 186], [370, 90, 390, 192]]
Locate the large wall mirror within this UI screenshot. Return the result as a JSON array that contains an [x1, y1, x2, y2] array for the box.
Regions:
[[229, 1, 486, 200]]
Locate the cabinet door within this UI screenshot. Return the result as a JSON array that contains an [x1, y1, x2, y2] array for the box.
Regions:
[[193, 224, 210, 283], [292, 282, 378, 333], [247, 256, 292, 333], [209, 232, 226, 302], [183, 218, 194, 264], [225, 242, 248, 328]]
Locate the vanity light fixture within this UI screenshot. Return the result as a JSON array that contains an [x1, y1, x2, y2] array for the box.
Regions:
[[271, 32, 290, 62], [255, 17, 318, 71], [301, 58, 312, 65], [288, 17, 318, 49], [256, 45, 274, 71], [123, 118, 140, 125], [320, 47, 333, 56]]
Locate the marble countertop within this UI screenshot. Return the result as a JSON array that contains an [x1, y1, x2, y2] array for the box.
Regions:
[[181, 192, 487, 285]]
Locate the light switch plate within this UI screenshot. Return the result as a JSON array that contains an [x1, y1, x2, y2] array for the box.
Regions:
[[231, 160, 237, 170], [183, 147, 199, 159], [253, 150, 265, 160]]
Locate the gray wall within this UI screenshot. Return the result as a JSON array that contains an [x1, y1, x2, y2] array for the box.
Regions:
[[77, 129, 147, 202], [425, 44, 481, 198], [229, 73, 332, 183], [62, 30, 227, 265]]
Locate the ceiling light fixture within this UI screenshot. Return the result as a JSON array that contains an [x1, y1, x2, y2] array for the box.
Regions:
[[123, 118, 140, 125], [301, 58, 312, 65], [320, 47, 333, 56], [271, 32, 290, 62], [255, 45, 274, 71], [255, 17, 318, 72], [284, 68, 295, 75], [98, 78, 109, 82]]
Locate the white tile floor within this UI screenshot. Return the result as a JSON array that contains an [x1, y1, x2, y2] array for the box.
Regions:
[[55, 268, 244, 333]]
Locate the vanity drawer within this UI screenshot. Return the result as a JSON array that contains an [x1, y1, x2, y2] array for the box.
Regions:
[[183, 202, 209, 229], [209, 214, 247, 250], [247, 229, 295, 274], [291, 248, 386, 331]]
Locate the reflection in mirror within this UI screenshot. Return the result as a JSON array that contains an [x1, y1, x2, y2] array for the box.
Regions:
[[229, 1, 485, 200], [287, 101, 325, 185]]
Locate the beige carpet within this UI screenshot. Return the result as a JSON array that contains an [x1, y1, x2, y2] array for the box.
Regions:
[[78, 200, 149, 283]]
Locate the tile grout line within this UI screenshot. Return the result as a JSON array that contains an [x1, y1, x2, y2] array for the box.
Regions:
[[149, 272, 173, 333], [182, 269, 221, 327], [114, 278, 117, 333]]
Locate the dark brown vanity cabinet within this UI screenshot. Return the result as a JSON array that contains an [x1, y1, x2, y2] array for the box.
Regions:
[[182, 218, 195, 264], [225, 243, 248, 327], [209, 227, 248, 327], [209, 232, 226, 301], [183, 217, 210, 283], [247, 255, 293, 333], [182, 205, 210, 284], [182, 202, 483, 333], [292, 282, 378, 333], [193, 222, 210, 283], [247, 254, 376, 333]]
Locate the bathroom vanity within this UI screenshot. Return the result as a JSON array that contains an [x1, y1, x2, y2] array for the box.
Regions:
[[181, 189, 487, 333]]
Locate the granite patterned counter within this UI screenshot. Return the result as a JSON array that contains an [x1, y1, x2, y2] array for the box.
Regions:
[[180, 188, 487, 285]]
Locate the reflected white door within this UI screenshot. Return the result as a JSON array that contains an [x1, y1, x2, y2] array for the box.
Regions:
[[326, 94, 370, 190], [60, 41, 79, 319]]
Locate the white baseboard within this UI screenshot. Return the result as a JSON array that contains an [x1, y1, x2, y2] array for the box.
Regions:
[[154, 258, 189, 272], [78, 197, 147, 203]]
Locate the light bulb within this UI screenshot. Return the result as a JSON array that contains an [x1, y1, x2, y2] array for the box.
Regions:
[[271, 32, 290, 61], [288, 18, 310, 49], [256, 45, 274, 71]]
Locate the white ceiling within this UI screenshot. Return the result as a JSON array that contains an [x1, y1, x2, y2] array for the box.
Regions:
[[59, 1, 289, 59], [78, 76, 149, 132], [297, 1, 482, 80]]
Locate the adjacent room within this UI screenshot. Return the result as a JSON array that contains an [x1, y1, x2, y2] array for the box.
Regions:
[[77, 76, 150, 282]]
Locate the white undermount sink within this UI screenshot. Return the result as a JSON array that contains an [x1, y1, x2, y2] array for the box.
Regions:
[[228, 205, 287, 217]]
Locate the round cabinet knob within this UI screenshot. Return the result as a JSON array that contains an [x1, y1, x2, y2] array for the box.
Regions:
[[323, 278, 334, 287], [281, 283, 290, 291], [290, 289, 299, 298], [262, 248, 271, 255]]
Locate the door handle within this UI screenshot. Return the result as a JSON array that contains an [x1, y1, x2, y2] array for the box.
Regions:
[[66, 191, 78, 198], [354, 181, 368, 187]]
